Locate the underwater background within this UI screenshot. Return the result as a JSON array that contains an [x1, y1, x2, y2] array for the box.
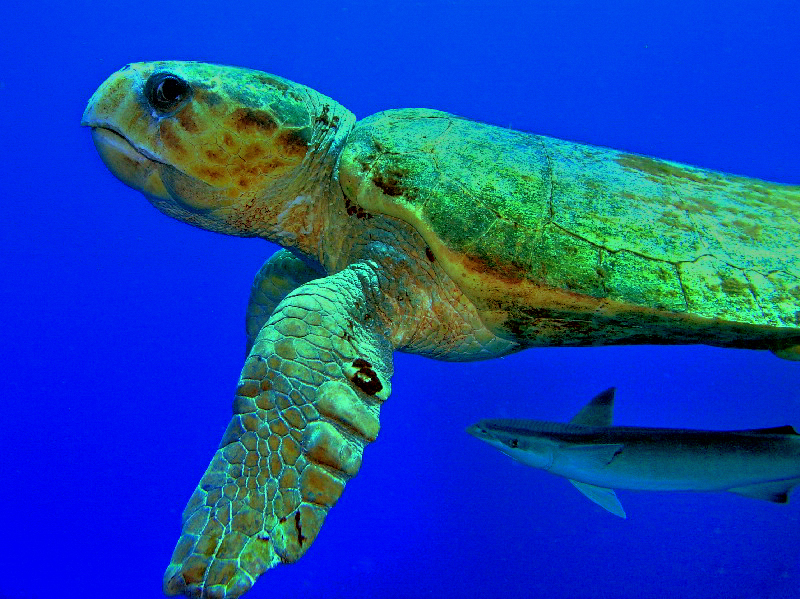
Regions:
[[1, 1, 799, 597]]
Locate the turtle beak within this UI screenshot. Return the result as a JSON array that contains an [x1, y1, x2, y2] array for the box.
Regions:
[[82, 105, 172, 202], [85, 126, 171, 201], [82, 65, 172, 202]]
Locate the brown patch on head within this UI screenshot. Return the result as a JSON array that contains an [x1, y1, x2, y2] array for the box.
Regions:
[[230, 108, 278, 134], [204, 148, 227, 164], [222, 132, 237, 149], [176, 104, 200, 132], [348, 358, 383, 396], [159, 121, 187, 157], [241, 143, 266, 161], [277, 129, 310, 157], [193, 88, 223, 107], [263, 158, 289, 171], [196, 166, 226, 182], [228, 160, 284, 191]]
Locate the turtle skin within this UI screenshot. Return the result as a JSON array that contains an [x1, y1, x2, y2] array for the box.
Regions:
[[82, 61, 800, 598]]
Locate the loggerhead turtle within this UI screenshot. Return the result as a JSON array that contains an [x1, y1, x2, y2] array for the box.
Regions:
[[82, 61, 800, 598]]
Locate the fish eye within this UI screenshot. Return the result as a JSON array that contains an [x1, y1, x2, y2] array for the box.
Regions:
[[144, 72, 191, 113], [509, 439, 518, 448]]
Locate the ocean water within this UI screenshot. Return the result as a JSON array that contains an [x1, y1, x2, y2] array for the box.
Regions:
[[1, 1, 799, 598]]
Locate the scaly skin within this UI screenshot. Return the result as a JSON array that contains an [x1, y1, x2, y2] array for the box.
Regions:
[[82, 61, 799, 598], [83, 62, 515, 598], [245, 250, 322, 353], [164, 265, 392, 597]]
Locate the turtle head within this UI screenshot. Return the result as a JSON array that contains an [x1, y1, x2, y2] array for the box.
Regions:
[[82, 61, 355, 241]]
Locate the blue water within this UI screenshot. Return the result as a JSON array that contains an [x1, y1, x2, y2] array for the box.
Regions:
[[2, 1, 799, 598]]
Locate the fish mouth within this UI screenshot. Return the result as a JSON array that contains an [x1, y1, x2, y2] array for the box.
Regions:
[[85, 126, 171, 201], [466, 423, 491, 440]]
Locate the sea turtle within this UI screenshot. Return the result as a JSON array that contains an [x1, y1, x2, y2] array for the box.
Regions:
[[82, 61, 800, 599]]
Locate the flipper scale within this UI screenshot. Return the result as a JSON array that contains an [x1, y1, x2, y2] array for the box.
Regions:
[[164, 266, 392, 598]]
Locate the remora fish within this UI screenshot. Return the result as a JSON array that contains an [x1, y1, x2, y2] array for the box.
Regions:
[[467, 388, 800, 518]]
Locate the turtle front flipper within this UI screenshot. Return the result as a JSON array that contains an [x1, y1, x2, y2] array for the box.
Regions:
[[245, 249, 324, 354], [164, 265, 392, 599]]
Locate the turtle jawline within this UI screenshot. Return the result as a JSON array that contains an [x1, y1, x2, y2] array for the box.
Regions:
[[89, 127, 171, 201]]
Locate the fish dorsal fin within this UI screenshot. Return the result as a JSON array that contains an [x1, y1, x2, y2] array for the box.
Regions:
[[569, 387, 616, 427], [569, 480, 627, 518], [744, 425, 798, 435]]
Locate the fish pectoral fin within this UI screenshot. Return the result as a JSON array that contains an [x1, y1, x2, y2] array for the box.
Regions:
[[569, 480, 627, 519], [561, 443, 625, 468], [728, 477, 800, 503]]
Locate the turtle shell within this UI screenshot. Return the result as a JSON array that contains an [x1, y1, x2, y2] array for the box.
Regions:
[[338, 108, 800, 353]]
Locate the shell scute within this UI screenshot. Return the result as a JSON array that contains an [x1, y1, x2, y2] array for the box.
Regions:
[[339, 107, 800, 342]]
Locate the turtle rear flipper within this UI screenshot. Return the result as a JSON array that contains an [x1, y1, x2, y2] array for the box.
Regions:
[[164, 265, 392, 598]]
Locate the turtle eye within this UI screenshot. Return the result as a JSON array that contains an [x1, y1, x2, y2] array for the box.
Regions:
[[144, 72, 191, 113]]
